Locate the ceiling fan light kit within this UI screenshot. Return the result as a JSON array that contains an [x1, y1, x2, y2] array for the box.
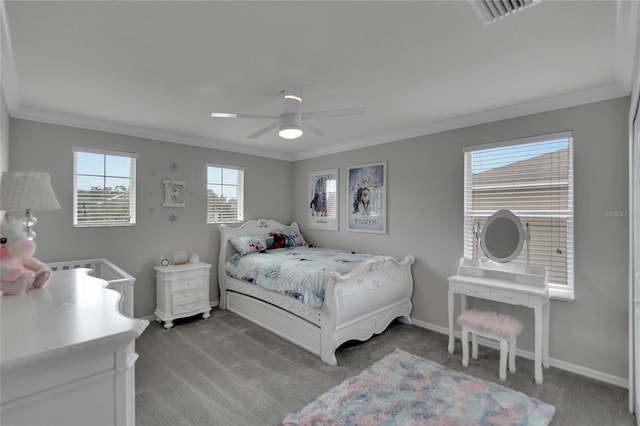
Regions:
[[278, 114, 304, 139]]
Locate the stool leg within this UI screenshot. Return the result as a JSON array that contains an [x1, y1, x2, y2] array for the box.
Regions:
[[499, 339, 508, 381], [471, 333, 478, 359], [462, 326, 469, 367], [509, 336, 517, 373]]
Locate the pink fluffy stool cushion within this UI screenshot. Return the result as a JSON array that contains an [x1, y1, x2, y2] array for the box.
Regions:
[[457, 309, 522, 338]]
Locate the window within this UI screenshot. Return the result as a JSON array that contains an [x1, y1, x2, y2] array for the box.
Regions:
[[73, 147, 137, 227], [463, 132, 574, 299], [207, 164, 244, 223]]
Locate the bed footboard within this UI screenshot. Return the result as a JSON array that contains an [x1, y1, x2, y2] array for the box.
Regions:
[[320, 255, 415, 365]]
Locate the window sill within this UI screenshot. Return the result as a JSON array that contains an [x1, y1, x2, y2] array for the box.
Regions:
[[73, 223, 136, 228], [549, 285, 574, 301]]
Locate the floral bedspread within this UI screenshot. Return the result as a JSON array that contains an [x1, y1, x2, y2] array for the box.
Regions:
[[224, 247, 373, 308]]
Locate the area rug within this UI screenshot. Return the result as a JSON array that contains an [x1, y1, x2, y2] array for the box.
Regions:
[[283, 349, 555, 426]]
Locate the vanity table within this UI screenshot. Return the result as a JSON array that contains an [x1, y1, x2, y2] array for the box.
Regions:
[[448, 265, 550, 384], [1, 268, 149, 426], [449, 210, 550, 384]]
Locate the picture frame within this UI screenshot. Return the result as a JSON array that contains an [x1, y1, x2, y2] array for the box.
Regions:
[[308, 169, 339, 231], [348, 162, 386, 233], [162, 178, 186, 207]]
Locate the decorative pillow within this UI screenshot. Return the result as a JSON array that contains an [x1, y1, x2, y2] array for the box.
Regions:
[[268, 231, 291, 249], [281, 226, 307, 247], [265, 226, 307, 249], [229, 235, 268, 256]]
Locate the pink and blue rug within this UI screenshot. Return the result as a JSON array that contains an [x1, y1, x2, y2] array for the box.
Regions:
[[284, 349, 555, 425]]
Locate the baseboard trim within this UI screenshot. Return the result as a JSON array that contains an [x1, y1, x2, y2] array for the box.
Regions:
[[140, 307, 627, 388], [410, 317, 628, 389]]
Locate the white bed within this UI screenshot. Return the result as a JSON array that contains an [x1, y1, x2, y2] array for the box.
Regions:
[[218, 219, 415, 365]]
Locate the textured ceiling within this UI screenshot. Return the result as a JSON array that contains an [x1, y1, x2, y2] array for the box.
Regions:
[[1, 1, 637, 161]]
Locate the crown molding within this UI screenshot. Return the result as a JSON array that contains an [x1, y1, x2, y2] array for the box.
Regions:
[[615, 0, 640, 93], [0, 0, 20, 112], [10, 106, 296, 161], [10, 82, 627, 164], [293, 82, 628, 161]]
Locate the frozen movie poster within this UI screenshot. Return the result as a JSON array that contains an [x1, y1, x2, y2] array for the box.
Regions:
[[308, 169, 338, 231], [348, 162, 386, 233]]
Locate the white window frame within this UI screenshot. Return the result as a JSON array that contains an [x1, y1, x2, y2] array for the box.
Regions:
[[463, 131, 574, 300], [73, 147, 137, 227], [206, 163, 244, 224]]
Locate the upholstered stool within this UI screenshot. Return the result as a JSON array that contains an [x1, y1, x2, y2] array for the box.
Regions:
[[457, 309, 523, 381]]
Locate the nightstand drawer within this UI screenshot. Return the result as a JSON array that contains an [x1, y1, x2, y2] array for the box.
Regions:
[[456, 283, 490, 298], [172, 288, 205, 306], [173, 300, 207, 315], [491, 288, 529, 305], [161, 268, 209, 281], [171, 277, 206, 292]]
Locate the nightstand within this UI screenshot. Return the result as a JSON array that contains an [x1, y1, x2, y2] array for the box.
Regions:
[[154, 262, 212, 329]]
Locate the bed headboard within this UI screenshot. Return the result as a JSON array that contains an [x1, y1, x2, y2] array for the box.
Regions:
[[217, 219, 299, 308]]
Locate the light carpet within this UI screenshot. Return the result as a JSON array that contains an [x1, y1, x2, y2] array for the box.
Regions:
[[283, 348, 556, 426]]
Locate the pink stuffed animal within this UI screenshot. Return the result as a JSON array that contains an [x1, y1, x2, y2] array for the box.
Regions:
[[0, 213, 52, 295]]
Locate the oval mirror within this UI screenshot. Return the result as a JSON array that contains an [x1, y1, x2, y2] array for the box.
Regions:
[[480, 210, 525, 263]]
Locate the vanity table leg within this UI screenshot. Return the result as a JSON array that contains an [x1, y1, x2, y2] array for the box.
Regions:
[[542, 298, 550, 368], [448, 288, 455, 353], [534, 303, 543, 384]]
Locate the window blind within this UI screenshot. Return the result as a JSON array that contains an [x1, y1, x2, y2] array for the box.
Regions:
[[207, 164, 244, 223], [463, 132, 574, 290], [73, 148, 137, 227]]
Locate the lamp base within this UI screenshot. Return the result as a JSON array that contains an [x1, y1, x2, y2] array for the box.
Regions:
[[21, 209, 37, 241]]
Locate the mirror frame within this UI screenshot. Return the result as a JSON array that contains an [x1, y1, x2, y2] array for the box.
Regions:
[[480, 209, 525, 263]]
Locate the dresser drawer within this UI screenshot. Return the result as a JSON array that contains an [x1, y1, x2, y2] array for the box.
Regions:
[[168, 276, 206, 292], [456, 283, 490, 298], [173, 300, 207, 315], [491, 288, 529, 305], [172, 288, 205, 307]]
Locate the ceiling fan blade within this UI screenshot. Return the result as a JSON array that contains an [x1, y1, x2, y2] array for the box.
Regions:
[[211, 112, 277, 119], [306, 123, 325, 137], [302, 107, 366, 120], [247, 121, 279, 139]]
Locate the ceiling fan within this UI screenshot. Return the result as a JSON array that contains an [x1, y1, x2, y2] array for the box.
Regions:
[[210, 87, 365, 140]]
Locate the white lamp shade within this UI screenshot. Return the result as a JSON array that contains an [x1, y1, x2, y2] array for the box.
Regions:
[[1, 171, 61, 212]]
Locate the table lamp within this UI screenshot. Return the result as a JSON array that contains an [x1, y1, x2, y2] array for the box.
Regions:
[[1, 171, 61, 240]]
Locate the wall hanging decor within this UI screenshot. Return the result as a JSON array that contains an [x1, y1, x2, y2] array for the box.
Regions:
[[308, 169, 339, 231], [162, 179, 186, 207], [348, 162, 386, 233]]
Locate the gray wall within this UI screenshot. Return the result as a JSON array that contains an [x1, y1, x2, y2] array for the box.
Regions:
[[292, 97, 630, 381], [8, 96, 630, 381], [9, 119, 293, 317], [1, 90, 8, 171]]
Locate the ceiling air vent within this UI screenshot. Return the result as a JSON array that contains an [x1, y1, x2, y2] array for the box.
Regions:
[[469, 0, 541, 25]]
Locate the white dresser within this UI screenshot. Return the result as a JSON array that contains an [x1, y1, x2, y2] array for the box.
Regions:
[[154, 262, 212, 329], [0, 269, 149, 426]]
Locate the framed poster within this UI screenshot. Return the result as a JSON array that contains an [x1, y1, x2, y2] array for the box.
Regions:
[[308, 169, 339, 231], [348, 162, 386, 233]]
